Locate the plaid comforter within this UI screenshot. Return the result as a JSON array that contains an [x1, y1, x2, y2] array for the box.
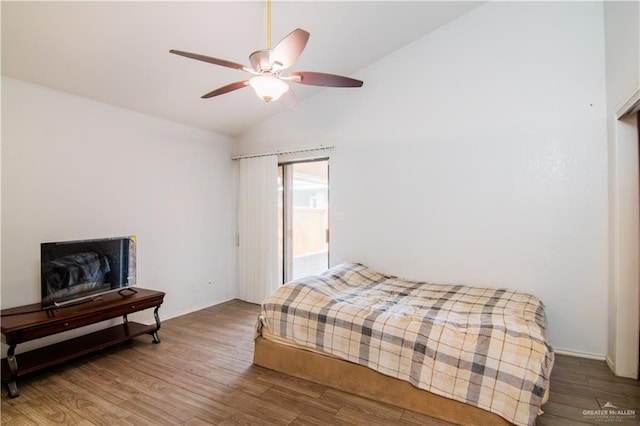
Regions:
[[258, 263, 554, 426]]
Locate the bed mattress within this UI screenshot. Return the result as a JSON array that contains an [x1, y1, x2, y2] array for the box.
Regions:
[[257, 262, 554, 426]]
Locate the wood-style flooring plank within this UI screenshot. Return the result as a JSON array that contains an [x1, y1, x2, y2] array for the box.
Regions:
[[320, 388, 405, 422], [400, 410, 455, 425], [2, 299, 638, 426], [536, 413, 595, 426]]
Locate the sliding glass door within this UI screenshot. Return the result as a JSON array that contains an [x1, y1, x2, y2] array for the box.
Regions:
[[278, 159, 329, 283]]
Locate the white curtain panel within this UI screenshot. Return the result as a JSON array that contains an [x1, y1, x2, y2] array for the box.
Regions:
[[238, 155, 279, 304]]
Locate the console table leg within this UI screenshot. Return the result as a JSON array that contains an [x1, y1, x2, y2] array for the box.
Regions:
[[6, 345, 19, 397], [7, 345, 18, 373], [6, 380, 19, 398], [152, 306, 162, 344]]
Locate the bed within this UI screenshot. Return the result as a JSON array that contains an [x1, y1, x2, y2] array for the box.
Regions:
[[254, 262, 554, 426]]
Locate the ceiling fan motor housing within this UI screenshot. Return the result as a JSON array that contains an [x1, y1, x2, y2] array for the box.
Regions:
[[249, 50, 275, 72]]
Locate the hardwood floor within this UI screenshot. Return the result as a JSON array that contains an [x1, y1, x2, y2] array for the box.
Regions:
[[2, 300, 638, 425]]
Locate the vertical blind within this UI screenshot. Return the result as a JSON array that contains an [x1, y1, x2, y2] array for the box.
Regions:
[[237, 155, 279, 304]]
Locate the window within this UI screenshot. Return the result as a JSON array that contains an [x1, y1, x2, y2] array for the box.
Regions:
[[278, 159, 329, 283]]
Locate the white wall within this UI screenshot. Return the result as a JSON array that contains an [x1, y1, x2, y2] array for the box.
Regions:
[[604, 0, 640, 377], [604, 1, 640, 108], [1, 77, 236, 351], [236, 2, 609, 357]]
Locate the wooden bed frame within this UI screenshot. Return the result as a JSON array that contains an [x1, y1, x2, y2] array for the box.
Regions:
[[253, 336, 512, 425]]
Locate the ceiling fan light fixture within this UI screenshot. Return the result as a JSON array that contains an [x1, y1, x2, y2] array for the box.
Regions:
[[249, 75, 289, 102]]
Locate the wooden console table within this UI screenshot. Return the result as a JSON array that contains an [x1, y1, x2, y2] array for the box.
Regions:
[[1, 287, 165, 397]]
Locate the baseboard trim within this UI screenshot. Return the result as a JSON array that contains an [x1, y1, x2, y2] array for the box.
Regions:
[[605, 355, 616, 373], [147, 297, 238, 324], [553, 348, 606, 361]]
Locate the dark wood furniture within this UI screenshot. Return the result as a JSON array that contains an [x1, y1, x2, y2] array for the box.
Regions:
[[1, 288, 165, 397]]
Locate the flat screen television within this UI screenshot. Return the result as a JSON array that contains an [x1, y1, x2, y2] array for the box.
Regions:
[[41, 236, 137, 308]]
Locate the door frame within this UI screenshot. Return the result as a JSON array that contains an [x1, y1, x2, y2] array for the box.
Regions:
[[607, 89, 640, 378]]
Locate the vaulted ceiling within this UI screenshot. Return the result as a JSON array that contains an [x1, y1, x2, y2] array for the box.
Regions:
[[2, 1, 481, 136]]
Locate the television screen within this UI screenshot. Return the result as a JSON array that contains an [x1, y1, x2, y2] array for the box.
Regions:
[[41, 236, 136, 308]]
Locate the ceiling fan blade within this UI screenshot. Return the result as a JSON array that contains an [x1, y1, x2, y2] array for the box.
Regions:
[[201, 81, 249, 99], [170, 49, 248, 71], [270, 28, 310, 71], [290, 71, 363, 88]]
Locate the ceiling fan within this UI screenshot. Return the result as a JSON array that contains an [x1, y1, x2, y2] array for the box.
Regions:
[[170, 1, 363, 104]]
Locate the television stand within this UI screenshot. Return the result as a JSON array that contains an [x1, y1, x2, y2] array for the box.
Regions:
[[0, 288, 165, 398]]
